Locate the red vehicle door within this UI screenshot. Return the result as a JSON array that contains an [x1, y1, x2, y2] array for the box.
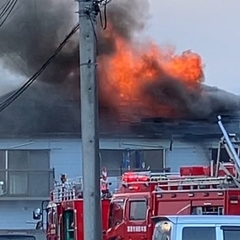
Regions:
[[124, 196, 148, 240], [106, 198, 125, 240]]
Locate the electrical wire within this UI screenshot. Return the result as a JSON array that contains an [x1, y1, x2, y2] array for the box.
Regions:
[[0, 0, 12, 18], [97, 0, 112, 6], [0, 0, 9, 11], [0, 0, 11, 15], [0, 0, 18, 28], [0, 23, 80, 113], [99, 3, 107, 30], [97, 0, 110, 30], [84, 0, 110, 55], [0, 0, 111, 112], [0, 0, 17, 19]]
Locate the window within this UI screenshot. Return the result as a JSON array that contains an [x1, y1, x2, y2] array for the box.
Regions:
[[182, 227, 216, 240], [100, 149, 164, 177], [191, 206, 224, 215], [153, 221, 172, 240], [108, 199, 124, 228], [211, 148, 238, 163], [63, 210, 74, 240], [0, 236, 36, 240], [129, 200, 147, 221], [222, 226, 240, 240], [0, 149, 52, 197]]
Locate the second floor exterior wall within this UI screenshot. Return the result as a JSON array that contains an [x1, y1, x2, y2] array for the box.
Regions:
[[0, 135, 232, 230], [0, 136, 224, 200]]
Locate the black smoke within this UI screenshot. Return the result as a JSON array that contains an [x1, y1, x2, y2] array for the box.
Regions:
[[0, 0, 239, 136], [0, 0, 148, 84], [143, 69, 240, 120]]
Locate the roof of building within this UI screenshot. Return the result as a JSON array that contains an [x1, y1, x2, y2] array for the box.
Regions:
[[0, 81, 239, 139]]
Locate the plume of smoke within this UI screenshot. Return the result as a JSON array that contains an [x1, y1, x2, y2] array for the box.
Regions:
[[144, 76, 240, 120], [97, 0, 150, 55], [138, 55, 240, 120], [0, 0, 150, 134], [0, 0, 148, 93], [0, 0, 78, 84], [0, 58, 26, 96], [0, 0, 239, 136]]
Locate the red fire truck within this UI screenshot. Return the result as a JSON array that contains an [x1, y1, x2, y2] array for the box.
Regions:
[[106, 164, 240, 240], [33, 116, 240, 240], [33, 168, 112, 240], [105, 116, 240, 240]]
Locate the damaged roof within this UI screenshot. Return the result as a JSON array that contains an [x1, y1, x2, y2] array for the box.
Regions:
[[0, 82, 239, 139]]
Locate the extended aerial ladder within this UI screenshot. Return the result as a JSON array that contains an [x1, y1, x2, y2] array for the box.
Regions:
[[149, 116, 240, 216], [105, 116, 240, 240], [216, 115, 240, 186]]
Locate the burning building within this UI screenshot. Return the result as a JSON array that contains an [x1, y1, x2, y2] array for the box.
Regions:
[[0, 0, 239, 235]]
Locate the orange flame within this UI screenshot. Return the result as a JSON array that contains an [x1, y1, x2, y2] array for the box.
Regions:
[[98, 25, 204, 121]]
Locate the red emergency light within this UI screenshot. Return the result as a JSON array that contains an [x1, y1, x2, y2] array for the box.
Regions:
[[128, 185, 140, 191], [122, 172, 149, 183]]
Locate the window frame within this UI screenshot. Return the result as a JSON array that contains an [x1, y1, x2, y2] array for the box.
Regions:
[[108, 199, 125, 228], [129, 199, 147, 221], [0, 149, 51, 197], [153, 221, 172, 240], [100, 148, 165, 177], [63, 210, 75, 240], [221, 226, 240, 240], [211, 147, 238, 163], [182, 226, 216, 240]]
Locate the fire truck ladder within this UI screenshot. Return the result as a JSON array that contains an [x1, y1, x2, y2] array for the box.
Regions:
[[155, 175, 235, 191], [121, 171, 180, 186], [217, 115, 240, 187]]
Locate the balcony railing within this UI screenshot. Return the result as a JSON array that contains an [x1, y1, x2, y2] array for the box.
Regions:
[[0, 169, 54, 200]]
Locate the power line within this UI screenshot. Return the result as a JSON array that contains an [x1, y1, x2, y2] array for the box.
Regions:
[[0, 0, 9, 11], [0, 0, 111, 112], [0, 0, 18, 28], [0, 23, 80, 113]]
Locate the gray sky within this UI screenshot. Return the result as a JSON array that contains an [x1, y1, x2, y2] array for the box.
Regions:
[[147, 0, 240, 95]]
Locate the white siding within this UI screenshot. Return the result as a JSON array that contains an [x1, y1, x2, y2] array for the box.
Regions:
[[49, 140, 82, 178], [0, 201, 42, 229], [166, 145, 210, 172], [0, 139, 82, 178], [0, 137, 218, 230]]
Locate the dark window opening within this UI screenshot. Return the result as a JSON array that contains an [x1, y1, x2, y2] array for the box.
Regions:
[[129, 200, 147, 221], [222, 226, 240, 240], [191, 206, 224, 215], [100, 149, 164, 177], [182, 227, 216, 240], [108, 200, 124, 228], [0, 236, 36, 240], [211, 148, 238, 164]]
